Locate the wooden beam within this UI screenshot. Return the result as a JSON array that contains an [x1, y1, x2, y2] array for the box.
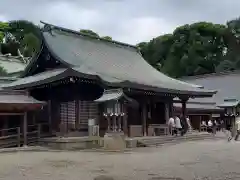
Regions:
[[48, 100, 52, 133], [165, 103, 169, 124], [75, 100, 80, 129], [123, 105, 128, 136], [142, 103, 147, 136], [182, 100, 187, 118], [23, 112, 27, 146], [0, 112, 24, 116]]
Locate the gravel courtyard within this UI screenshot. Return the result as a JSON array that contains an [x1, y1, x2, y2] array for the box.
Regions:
[[0, 139, 239, 180]]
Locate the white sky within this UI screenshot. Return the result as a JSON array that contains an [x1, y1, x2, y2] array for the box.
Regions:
[[0, 0, 239, 44]]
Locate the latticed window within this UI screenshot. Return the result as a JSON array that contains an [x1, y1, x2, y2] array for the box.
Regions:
[[60, 101, 76, 129], [60, 100, 98, 131], [78, 100, 98, 129]]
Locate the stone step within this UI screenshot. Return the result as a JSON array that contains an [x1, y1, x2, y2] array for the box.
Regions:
[[137, 134, 210, 143], [136, 134, 221, 147]]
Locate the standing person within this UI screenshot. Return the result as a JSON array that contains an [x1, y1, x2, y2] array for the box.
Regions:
[[212, 120, 217, 135], [207, 119, 213, 133], [174, 116, 182, 136], [168, 116, 175, 135], [235, 115, 240, 141], [208, 119, 213, 127], [180, 115, 188, 136], [225, 121, 232, 141], [220, 119, 224, 131], [186, 116, 192, 131]]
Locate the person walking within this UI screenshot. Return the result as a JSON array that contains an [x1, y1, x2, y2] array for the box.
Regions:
[[234, 115, 240, 141], [186, 116, 192, 131], [207, 119, 213, 133], [225, 122, 232, 141], [220, 119, 224, 131], [168, 116, 175, 135], [174, 116, 182, 136], [180, 115, 188, 136], [212, 120, 217, 135]]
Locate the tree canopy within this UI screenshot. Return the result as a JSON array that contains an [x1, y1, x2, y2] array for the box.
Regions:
[[0, 22, 10, 43], [1, 20, 41, 57], [79, 29, 113, 41], [138, 18, 240, 78], [79, 29, 100, 37]]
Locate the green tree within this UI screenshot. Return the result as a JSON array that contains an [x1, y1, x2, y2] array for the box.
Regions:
[[0, 22, 9, 43], [223, 17, 240, 68], [1, 20, 41, 57], [102, 36, 112, 41], [139, 22, 228, 78], [79, 29, 100, 37]]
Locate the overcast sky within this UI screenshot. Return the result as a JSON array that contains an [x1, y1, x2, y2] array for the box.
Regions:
[[0, 0, 239, 44]]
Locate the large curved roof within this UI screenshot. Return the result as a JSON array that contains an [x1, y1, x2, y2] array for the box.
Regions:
[[3, 22, 216, 97], [38, 23, 215, 97]]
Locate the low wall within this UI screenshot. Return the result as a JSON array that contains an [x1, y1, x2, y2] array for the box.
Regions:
[[129, 125, 142, 137], [39, 136, 102, 150]]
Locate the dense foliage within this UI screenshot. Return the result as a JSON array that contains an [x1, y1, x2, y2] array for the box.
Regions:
[[138, 19, 240, 78], [0, 20, 41, 57]]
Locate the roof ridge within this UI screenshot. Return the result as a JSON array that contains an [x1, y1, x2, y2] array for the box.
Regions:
[[40, 21, 138, 50]]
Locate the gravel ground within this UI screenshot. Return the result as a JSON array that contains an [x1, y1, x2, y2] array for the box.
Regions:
[[0, 139, 239, 180]]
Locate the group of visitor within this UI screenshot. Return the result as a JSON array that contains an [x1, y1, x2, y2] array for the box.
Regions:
[[201, 119, 220, 134], [168, 115, 190, 136], [201, 116, 240, 142]]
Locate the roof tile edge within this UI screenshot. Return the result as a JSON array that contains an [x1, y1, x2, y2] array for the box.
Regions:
[[40, 21, 138, 50]]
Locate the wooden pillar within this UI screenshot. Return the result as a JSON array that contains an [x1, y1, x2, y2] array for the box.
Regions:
[[199, 115, 202, 132], [117, 116, 122, 132], [181, 100, 187, 118], [107, 116, 111, 132], [48, 100, 52, 133], [123, 106, 128, 136], [75, 100, 80, 129], [32, 113, 36, 125], [23, 112, 27, 146], [113, 115, 117, 132], [2, 116, 8, 136], [142, 103, 147, 136], [165, 103, 169, 124], [169, 102, 174, 117], [180, 97, 188, 134]]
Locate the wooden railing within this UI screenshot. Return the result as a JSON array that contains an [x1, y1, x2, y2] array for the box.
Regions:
[[0, 127, 21, 148], [0, 123, 51, 148]]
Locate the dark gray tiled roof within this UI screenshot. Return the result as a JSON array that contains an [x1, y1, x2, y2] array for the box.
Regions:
[[95, 89, 124, 102], [0, 90, 45, 104], [95, 88, 139, 107], [39, 25, 215, 97], [217, 98, 239, 107], [174, 102, 222, 110], [181, 71, 240, 105], [2, 68, 66, 89]]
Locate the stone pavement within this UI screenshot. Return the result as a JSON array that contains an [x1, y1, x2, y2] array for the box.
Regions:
[[0, 139, 239, 180]]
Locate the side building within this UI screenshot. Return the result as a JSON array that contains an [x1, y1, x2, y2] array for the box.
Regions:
[[176, 71, 240, 130]]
